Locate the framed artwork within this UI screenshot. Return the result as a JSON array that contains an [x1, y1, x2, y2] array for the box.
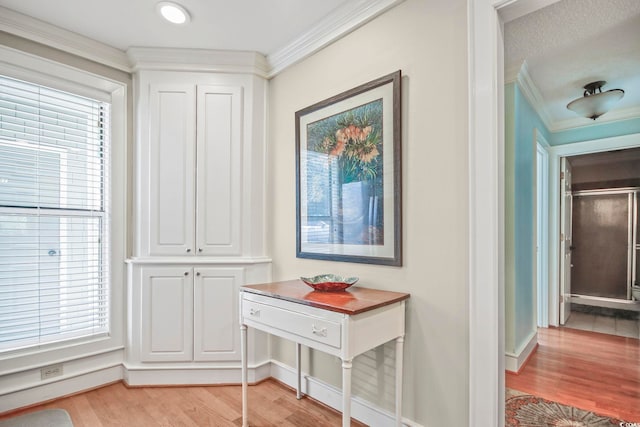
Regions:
[[295, 70, 402, 266]]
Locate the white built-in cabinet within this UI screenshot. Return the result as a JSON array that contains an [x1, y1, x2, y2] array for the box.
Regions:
[[125, 50, 271, 386], [146, 83, 242, 257], [139, 266, 242, 362]]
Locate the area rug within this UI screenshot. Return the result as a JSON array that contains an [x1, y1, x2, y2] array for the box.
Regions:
[[0, 409, 73, 427], [506, 392, 630, 426]]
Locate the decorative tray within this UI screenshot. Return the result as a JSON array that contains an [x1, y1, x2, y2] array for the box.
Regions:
[[300, 274, 359, 292]]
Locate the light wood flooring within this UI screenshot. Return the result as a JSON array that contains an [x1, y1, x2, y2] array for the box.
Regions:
[[0, 379, 367, 426], [506, 326, 640, 422], [6, 328, 639, 425]]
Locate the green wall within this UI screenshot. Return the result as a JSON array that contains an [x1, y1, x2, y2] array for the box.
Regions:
[[506, 80, 640, 358], [552, 117, 640, 145], [505, 82, 550, 355]]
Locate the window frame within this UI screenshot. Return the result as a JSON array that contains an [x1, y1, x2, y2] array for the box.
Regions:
[[0, 46, 127, 366]]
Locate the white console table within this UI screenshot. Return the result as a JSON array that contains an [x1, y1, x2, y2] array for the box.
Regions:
[[240, 280, 409, 427]]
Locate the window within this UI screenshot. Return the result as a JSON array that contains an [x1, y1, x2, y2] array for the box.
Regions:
[[0, 75, 111, 352]]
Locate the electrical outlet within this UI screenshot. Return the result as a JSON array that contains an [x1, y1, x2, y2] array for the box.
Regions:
[[41, 364, 63, 380]]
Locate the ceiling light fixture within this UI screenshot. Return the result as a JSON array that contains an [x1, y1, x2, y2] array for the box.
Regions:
[[157, 1, 191, 25], [566, 81, 624, 120]]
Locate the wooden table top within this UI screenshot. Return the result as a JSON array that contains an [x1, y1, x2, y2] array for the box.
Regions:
[[241, 280, 410, 315]]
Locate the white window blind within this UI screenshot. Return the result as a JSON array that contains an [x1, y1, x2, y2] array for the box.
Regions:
[[0, 75, 110, 352]]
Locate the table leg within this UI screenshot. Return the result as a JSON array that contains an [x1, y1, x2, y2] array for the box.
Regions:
[[241, 324, 248, 427], [296, 342, 302, 399], [342, 358, 353, 427], [395, 336, 404, 427]]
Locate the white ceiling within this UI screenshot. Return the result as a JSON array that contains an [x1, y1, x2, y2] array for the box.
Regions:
[[504, 0, 640, 130], [1, 0, 638, 131], [0, 0, 352, 55]]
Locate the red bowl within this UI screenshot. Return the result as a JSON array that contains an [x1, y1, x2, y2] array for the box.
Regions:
[[300, 274, 359, 292]]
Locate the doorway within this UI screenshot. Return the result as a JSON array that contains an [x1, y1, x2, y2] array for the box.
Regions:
[[547, 134, 640, 327], [470, 1, 640, 425], [558, 147, 640, 338]]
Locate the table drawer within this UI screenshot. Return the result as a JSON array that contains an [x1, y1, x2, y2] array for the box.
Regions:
[[242, 299, 341, 348]]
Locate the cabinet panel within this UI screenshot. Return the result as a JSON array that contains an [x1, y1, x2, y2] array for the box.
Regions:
[[149, 84, 196, 255], [193, 267, 243, 361], [141, 267, 193, 361], [196, 86, 242, 255]]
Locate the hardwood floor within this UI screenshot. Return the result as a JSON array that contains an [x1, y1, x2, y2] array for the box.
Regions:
[[6, 328, 637, 426], [0, 379, 367, 426], [506, 326, 640, 422]]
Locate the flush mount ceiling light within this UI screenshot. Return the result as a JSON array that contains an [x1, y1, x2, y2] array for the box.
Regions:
[[157, 1, 191, 25], [566, 81, 624, 120]]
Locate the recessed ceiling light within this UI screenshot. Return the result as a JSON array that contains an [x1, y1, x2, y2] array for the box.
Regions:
[[157, 1, 191, 25]]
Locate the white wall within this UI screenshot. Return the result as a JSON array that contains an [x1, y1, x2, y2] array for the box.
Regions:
[[267, 0, 469, 424]]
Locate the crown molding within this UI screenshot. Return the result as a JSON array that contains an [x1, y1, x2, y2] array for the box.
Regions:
[[0, 6, 131, 72], [127, 47, 269, 77], [0, 1, 405, 78], [504, 60, 522, 85], [551, 106, 640, 132], [511, 61, 553, 131], [495, 0, 563, 23], [266, 0, 406, 78]]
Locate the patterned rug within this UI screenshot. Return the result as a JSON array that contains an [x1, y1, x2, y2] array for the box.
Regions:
[[506, 391, 632, 426]]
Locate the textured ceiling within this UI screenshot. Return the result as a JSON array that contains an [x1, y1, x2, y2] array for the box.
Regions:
[[505, 0, 640, 64], [505, 0, 640, 128]]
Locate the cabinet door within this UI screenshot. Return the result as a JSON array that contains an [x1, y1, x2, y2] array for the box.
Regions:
[[196, 86, 243, 256], [141, 267, 193, 361], [193, 267, 244, 361], [148, 84, 196, 256]]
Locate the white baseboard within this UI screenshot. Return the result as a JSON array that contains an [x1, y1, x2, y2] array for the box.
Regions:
[[2, 359, 426, 426], [0, 365, 123, 413], [122, 361, 271, 386], [505, 330, 538, 373], [269, 360, 424, 427], [1, 359, 272, 413]]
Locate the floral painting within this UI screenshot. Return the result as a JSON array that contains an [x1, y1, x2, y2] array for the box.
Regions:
[[305, 100, 384, 245], [296, 71, 402, 266]]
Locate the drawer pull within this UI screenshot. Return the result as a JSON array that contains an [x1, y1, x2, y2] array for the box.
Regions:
[[249, 308, 260, 317], [311, 324, 327, 337]]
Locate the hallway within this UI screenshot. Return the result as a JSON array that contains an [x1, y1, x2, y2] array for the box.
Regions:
[[506, 327, 640, 422]]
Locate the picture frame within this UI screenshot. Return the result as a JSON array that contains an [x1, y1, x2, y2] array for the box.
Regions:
[[295, 70, 402, 266]]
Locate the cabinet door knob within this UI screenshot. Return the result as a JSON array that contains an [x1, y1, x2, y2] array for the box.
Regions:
[[184, 271, 189, 276], [249, 308, 260, 316], [186, 248, 191, 253], [198, 248, 203, 252], [196, 272, 201, 276]]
